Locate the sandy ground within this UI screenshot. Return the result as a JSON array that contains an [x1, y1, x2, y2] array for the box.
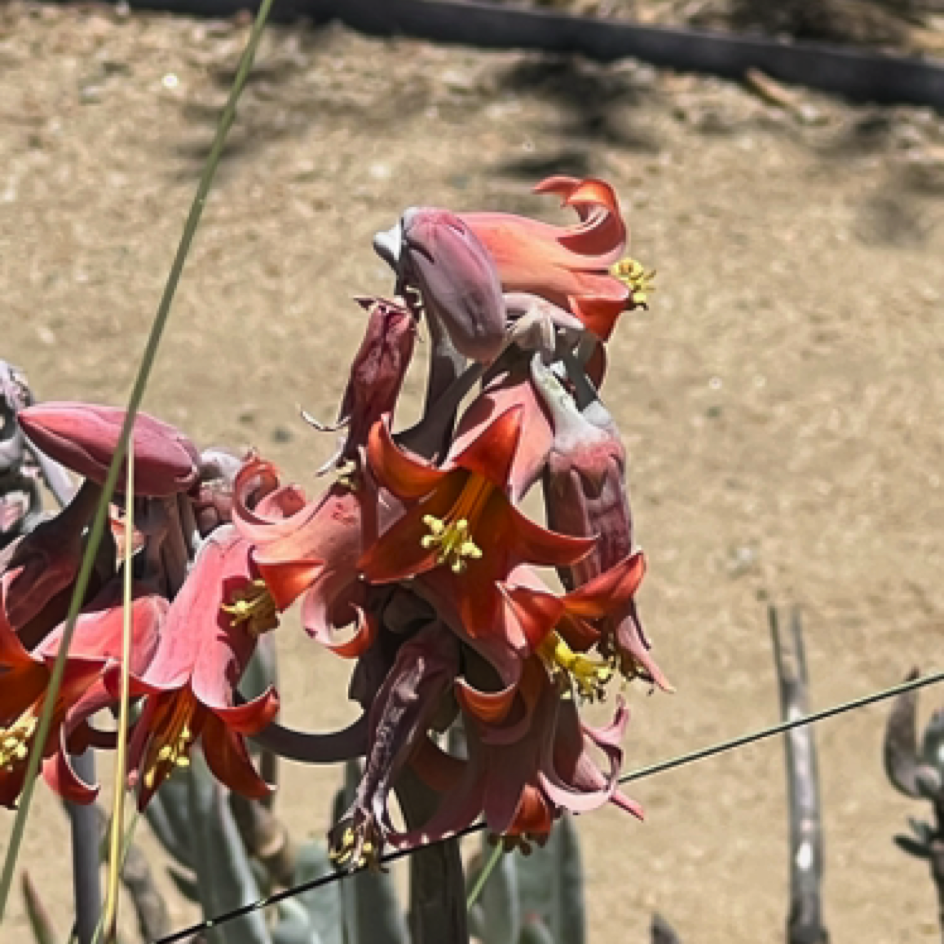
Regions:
[[2, 3, 944, 941]]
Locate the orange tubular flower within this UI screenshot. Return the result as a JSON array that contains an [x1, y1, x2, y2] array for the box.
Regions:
[[399, 660, 641, 850], [462, 176, 648, 341], [231, 456, 398, 657], [358, 406, 594, 655], [0, 583, 165, 807], [108, 524, 280, 809]]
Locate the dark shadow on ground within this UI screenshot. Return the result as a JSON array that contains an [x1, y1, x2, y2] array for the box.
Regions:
[[490, 53, 660, 180]]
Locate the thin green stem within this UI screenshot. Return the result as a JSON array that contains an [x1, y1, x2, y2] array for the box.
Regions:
[[0, 0, 277, 921], [465, 841, 503, 911], [103, 447, 135, 942], [91, 814, 141, 944]]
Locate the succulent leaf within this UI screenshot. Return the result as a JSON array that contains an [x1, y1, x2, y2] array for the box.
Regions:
[[517, 916, 556, 944], [474, 841, 520, 944], [146, 772, 194, 869], [515, 814, 585, 944], [272, 898, 324, 944], [894, 835, 931, 859], [290, 842, 343, 944], [187, 752, 270, 944]]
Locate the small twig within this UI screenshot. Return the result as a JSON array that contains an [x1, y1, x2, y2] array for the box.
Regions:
[[770, 606, 828, 944], [465, 842, 502, 910]]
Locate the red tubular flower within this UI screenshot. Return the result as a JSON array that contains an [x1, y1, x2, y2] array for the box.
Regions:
[[108, 524, 280, 808], [535, 359, 670, 689], [232, 456, 396, 656], [0, 582, 165, 807], [330, 621, 461, 869], [401, 659, 641, 848], [18, 402, 201, 496], [358, 406, 593, 660], [398, 207, 507, 364], [462, 176, 644, 341], [449, 360, 553, 505]]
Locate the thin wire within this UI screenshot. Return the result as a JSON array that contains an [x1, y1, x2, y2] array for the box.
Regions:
[[150, 668, 944, 944], [0, 0, 277, 922]]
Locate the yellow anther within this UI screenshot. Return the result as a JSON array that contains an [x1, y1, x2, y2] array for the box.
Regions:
[[221, 579, 278, 637], [335, 459, 359, 492], [421, 514, 483, 573], [539, 632, 612, 701], [330, 823, 381, 871], [611, 257, 656, 310], [141, 691, 200, 793], [0, 713, 38, 772]]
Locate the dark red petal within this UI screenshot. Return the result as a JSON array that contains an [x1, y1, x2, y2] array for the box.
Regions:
[[210, 688, 280, 736], [202, 715, 273, 801], [449, 406, 523, 489], [357, 478, 464, 582], [43, 743, 98, 805], [367, 418, 445, 500], [504, 503, 595, 568], [563, 552, 646, 619]]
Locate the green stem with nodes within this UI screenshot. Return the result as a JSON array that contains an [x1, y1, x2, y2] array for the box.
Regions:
[[0, 0, 278, 922]]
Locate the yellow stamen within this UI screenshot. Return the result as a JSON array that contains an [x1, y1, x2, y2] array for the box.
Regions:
[[330, 825, 379, 870], [335, 459, 359, 492], [611, 257, 656, 310], [420, 474, 491, 573], [221, 579, 278, 637], [538, 631, 612, 701], [0, 713, 38, 772], [143, 693, 197, 791]]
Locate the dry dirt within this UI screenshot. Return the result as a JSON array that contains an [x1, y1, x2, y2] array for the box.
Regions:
[[2, 2, 944, 942]]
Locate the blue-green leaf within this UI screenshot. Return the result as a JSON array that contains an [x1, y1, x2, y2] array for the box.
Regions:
[[187, 752, 270, 944]]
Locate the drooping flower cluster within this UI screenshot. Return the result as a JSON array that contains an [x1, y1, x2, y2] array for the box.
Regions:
[[1, 176, 664, 861]]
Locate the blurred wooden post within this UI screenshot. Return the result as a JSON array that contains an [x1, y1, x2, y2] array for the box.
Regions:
[[770, 607, 829, 944]]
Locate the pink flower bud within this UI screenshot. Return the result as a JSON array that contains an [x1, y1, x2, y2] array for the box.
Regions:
[[400, 207, 506, 364], [18, 402, 201, 497], [533, 360, 670, 689]]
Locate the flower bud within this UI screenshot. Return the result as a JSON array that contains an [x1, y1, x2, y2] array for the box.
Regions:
[[398, 207, 506, 364], [334, 297, 416, 460], [18, 402, 200, 496], [532, 359, 669, 689]]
